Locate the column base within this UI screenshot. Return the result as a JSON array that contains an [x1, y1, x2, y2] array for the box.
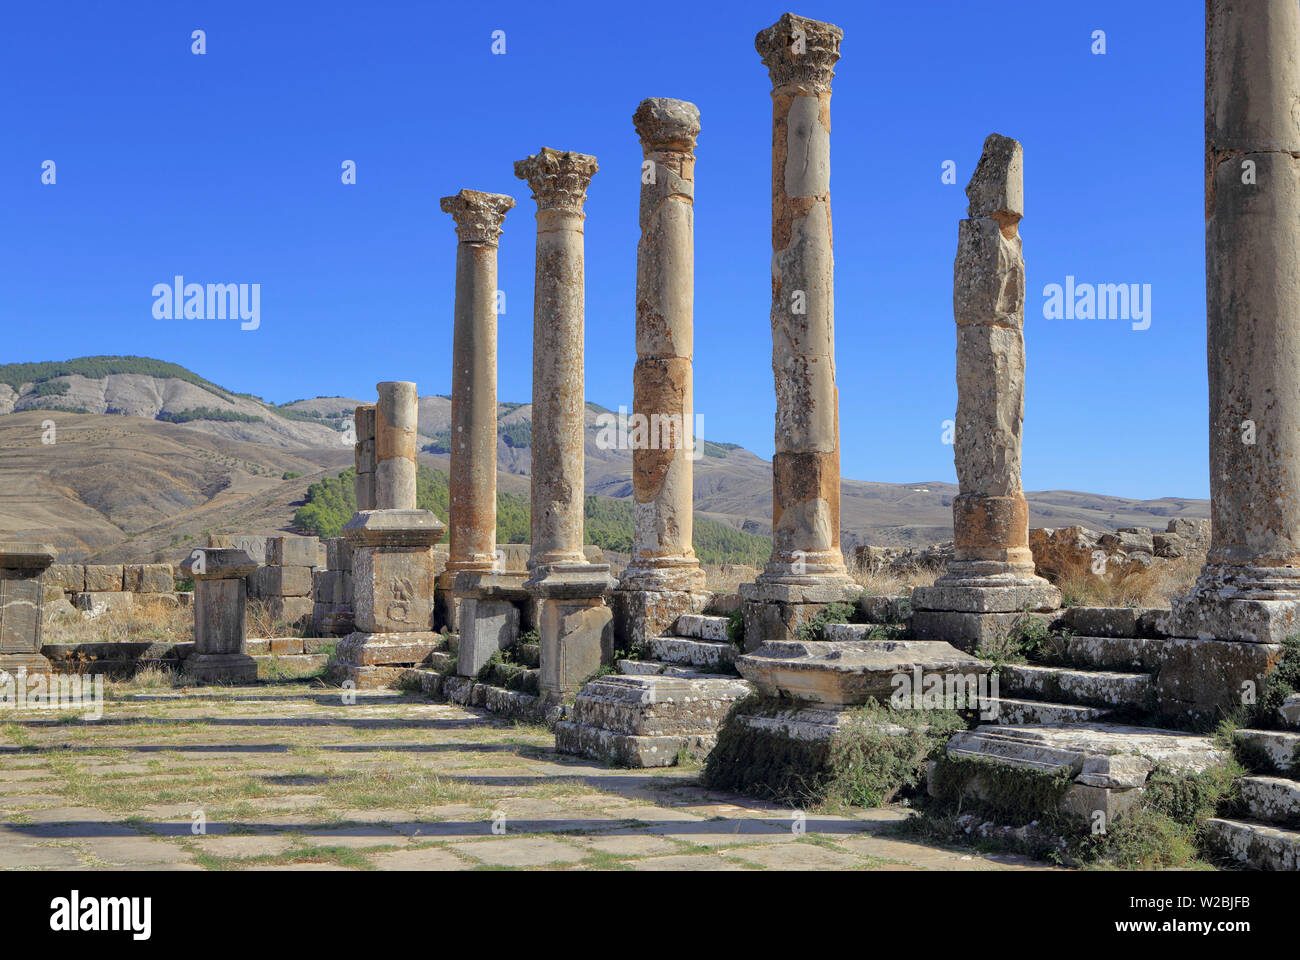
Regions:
[[527, 563, 615, 700], [454, 570, 529, 677], [737, 580, 862, 652], [610, 586, 711, 651], [182, 652, 258, 684], [911, 572, 1061, 614], [1166, 565, 1300, 643]]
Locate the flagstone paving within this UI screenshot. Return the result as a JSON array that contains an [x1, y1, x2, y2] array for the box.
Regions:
[[0, 683, 1052, 871]]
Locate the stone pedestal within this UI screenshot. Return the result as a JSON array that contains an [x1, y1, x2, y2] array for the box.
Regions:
[[910, 133, 1058, 650], [529, 563, 616, 701], [454, 570, 529, 678], [0, 542, 56, 678], [328, 509, 446, 688], [1166, 1, 1300, 649], [181, 548, 259, 683], [738, 580, 861, 651]]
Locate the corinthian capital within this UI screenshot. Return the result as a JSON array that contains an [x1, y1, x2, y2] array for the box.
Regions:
[[513, 147, 599, 214], [439, 189, 516, 245], [755, 13, 842, 91]]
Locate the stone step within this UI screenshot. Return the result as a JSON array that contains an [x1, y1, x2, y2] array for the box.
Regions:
[[1205, 817, 1300, 871], [568, 674, 752, 738], [554, 722, 715, 769], [821, 622, 904, 642], [939, 723, 1227, 822], [616, 659, 716, 678], [672, 614, 730, 642], [998, 663, 1154, 709], [1060, 636, 1163, 672], [1240, 776, 1300, 825], [255, 653, 328, 679], [646, 635, 737, 669], [1235, 729, 1300, 774], [983, 698, 1107, 725]]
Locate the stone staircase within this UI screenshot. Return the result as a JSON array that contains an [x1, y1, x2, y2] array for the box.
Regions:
[[1206, 728, 1300, 870], [555, 614, 753, 767]]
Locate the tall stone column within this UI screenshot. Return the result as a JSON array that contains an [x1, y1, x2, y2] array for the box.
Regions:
[[613, 98, 709, 646], [442, 189, 514, 580], [353, 404, 376, 511], [911, 134, 1060, 649], [438, 188, 531, 673], [515, 147, 614, 698], [374, 381, 417, 511], [1169, 1, 1300, 650], [739, 14, 858, 649]]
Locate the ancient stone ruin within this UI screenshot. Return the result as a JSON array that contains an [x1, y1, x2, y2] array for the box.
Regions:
[[15, 4, 1300, 873]]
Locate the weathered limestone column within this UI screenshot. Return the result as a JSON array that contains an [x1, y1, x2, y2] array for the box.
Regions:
[[180, 548, 259, 682], [1167, 0, 1300, 653], [515, 148, 599, 571], [739, 14, 858, 649], [327, 381, 447, 689], [612, 98, 710, 647], [374, 381, 417, 511], [516, 147, 615, 698], [353, 404, 376, 511], [0, 542, 56, 678], [911, 134, 1060, 649], [437, 188, 531, 675], [442, 189, 514, 580]]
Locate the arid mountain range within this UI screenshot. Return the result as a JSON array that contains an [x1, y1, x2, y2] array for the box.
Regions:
[[0, 358, 1210, 562]]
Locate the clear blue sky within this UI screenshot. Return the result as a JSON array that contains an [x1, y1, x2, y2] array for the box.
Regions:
[[2, 1, 1209, 499]]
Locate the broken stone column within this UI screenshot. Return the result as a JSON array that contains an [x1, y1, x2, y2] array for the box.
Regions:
[[1166, 0, 1300, 659], [739, 14, 859, 648], [0, 542, 56, 678], [515, 147, 615, 699], [612, 98, 710, 648], [374, 382, 417, 511], [328, 382, 448, 689], [911, 134, 1061, 649], [353, 403, 376, 511], [180, 548, 259, 682], [437, 189, 525, 641]]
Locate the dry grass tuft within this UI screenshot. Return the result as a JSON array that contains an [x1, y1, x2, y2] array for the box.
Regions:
[[849, 558, 939, 597], [1051, 551, 1203, 608], [43, 596, 193, 644]]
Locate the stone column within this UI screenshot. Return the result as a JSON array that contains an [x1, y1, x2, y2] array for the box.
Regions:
[[515, 147, 614, 698], [438, 188, 531, 672], [181, 548, 259, 682], [1167, 0, 1300, 651], [353, 404, 376, 511], [911, 134, 1060, 649], [0, 542, 56, 678], [515, 148, 600, 571], [739, 14, 858, 649], [374, 381, 417, 511], [442, 189, 514, 580], [613, 98, 709, 646]]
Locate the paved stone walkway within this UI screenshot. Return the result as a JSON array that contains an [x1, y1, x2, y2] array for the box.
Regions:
[[0, 683, 1051, 871]]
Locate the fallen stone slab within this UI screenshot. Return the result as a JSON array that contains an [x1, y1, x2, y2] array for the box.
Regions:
[[569, 675, 752, 738], [646, 636, 736, 669], [737, 638, 990, 707]]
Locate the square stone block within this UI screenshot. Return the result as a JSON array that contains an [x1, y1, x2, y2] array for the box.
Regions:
[[353, 547, 435, 634], [539, 597, 614, 699], [457, 598, 521, 677], [267, 536, 321, 568], [83, 564, 124, 592], [194, 578, 248, 655], [125, 563, 174, 594], [259, 564, 313, 597], [266, 596, 314, 628], [0, 571, 45, 656], [46, 564, 85, 594]]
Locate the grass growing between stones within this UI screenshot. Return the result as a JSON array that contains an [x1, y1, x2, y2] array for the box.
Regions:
[[701, 696, 963, 809]]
